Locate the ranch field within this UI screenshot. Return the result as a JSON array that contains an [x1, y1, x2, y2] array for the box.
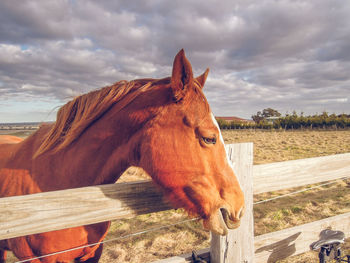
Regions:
[[3, 129, 350, 262], [105, 130, 350, 263]]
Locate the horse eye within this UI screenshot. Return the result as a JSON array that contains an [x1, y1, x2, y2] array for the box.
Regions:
[[202, 137, 217, 145]]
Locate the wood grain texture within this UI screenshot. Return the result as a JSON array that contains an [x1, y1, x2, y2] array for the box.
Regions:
[[1, 144, 350, 263], [211, 143, 254, 263], [0, 181, 171, 240], [254, 212, 350, 262], [253, 153, 350, 194], [152, 212, 350, 263]]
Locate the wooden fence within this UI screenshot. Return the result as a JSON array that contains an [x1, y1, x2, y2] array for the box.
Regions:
[[1, 143, 350, 262]]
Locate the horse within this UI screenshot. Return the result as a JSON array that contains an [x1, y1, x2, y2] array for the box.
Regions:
[[0, 50, 244, 263]]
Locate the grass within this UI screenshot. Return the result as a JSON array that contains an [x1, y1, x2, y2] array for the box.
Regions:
[[254, 180, 350, 235], [221, 129, 350, 164], [103, 129, 350, 263], [2, 129, 350, 262]]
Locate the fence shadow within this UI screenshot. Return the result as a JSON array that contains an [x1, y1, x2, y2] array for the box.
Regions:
[[255, 232, 301, 263], [98, 180, 172, 216]]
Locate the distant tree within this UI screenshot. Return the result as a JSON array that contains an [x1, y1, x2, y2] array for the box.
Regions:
[[216, 118, 229, 129], [262, 108, 282, 118], [251, 111, 264, 123], [220, 110, 349, 130], [252, 108, 281, 123]]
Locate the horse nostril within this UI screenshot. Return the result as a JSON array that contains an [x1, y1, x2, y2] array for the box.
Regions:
[[237, 205, 245, 220], [220, 207, 240, 229], [220, 207, 231, 220]]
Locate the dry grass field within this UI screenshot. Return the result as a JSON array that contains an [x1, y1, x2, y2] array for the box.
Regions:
[[221, 129, 350, 164], [2, 129, 350, 262], [103, 130, 350, 263]]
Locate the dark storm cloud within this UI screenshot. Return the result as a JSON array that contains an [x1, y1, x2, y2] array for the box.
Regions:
[[0, 0, 349, 121]]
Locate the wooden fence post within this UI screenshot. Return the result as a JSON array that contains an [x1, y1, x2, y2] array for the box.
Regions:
[[210, 143, 254, 263]]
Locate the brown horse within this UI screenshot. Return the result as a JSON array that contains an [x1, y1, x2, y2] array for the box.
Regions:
[[0, 50, 244, 262]]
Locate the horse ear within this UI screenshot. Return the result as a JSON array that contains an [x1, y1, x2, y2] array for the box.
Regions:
[[171, 49, 193, 101], [196, 68, 209, 88]]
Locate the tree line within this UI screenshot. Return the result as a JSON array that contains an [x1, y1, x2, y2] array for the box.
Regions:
[[217, 110, 350, 130]]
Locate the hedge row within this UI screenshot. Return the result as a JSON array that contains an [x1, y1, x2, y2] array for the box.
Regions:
[[216, 113, 350, 130]]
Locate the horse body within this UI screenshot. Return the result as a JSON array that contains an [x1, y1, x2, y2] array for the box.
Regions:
[[0, 50, 244, 262], [0, 129, 110, 262]]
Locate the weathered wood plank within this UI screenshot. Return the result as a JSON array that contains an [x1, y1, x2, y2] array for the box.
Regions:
[[155, 212, 350, 263], [211, 143, 255, 263], [253, 153, 350, 194], [0, 181, 171, 240], [254, 212, 350, 262], [0, 143, 254, 241], [1, 145, 349, 261]]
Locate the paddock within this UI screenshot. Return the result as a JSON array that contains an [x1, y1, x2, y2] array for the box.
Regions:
[[1, 143, 350, 262]]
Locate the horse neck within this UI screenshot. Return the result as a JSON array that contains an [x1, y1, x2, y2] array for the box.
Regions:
[[32, 114, 144, 191]]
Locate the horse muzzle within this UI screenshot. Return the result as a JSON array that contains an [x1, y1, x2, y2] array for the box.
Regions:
[[204, 205, 245, 236], [219, 207, 244, 230]]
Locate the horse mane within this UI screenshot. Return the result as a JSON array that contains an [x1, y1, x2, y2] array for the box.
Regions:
[[34, 79, 154, 158], [34, 76, 208, 158]]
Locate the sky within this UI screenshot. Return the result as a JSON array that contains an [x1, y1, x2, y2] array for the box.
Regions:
[[0, 0, 349, 123]]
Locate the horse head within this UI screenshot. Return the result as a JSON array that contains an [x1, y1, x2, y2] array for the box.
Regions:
[[137, 50, 245, 235], [33, 49, 245, 236]]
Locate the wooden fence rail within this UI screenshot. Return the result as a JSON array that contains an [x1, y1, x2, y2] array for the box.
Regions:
[[253, 152, 350, 194], [1, 143, 350, 262], [0, 181, 171, 240], [254, 211, 350, 262]]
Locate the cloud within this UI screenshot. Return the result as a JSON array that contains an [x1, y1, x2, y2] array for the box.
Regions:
[[0, 0, 350, 122]]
